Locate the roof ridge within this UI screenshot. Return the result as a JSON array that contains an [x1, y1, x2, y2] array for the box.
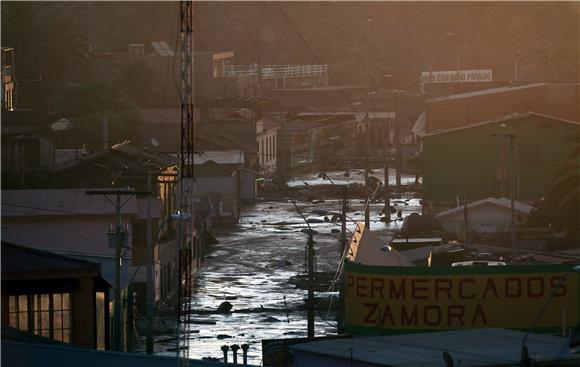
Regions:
[[1, 242, 99, 268]]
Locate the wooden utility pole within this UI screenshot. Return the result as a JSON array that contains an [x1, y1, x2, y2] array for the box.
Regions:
[[463, 192, 469, 248], [341, 186, 348, 252], [364, 18, 372, 229], [86, 189, 150, 352], [145, 171, 154, 354], [307, 229, 315, 338], [394, 91, 401, 188], [492, 133, 517, 257]]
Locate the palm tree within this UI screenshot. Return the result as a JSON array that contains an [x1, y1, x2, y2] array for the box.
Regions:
[[540, 133, 580, 240]]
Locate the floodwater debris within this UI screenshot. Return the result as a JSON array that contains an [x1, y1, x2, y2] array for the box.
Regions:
[[217, 301, 233, 313]]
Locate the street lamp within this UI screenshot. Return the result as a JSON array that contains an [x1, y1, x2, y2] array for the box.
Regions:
[[491, 133, 517, 257], [520, 265, 580, 367]]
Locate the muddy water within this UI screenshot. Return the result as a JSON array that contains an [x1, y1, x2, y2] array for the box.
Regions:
[[154, 194, 421, 364]]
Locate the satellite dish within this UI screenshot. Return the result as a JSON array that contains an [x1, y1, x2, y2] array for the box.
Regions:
[[51, 118, 72, 131], [150, 138, 160, 147]]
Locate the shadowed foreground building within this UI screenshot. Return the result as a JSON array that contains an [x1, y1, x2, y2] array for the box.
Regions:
[[1, 242, 110, 350]]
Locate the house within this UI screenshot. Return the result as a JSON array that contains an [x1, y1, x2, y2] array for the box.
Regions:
[[289, 328, 580, 367], [421, 112, 580, 203], [1, 188, 163, 350], [256, 118, 278, 174], [1, 110, 55, 188], [435, 197, 534, 236], [1, 242, 110, 350], [1, 47, 15, 111], [190, 151, 253, 226]]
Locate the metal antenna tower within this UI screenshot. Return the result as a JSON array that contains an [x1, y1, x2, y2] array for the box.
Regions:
[[177, 0, 194, 365]]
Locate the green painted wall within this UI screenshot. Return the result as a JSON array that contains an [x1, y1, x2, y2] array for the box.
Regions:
[[422, 115, 579, 202]]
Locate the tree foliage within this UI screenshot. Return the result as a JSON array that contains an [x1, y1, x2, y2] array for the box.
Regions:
[[528, 133, 580, 240], [1, 2, 88, 81], [50, 83, 141, 139]]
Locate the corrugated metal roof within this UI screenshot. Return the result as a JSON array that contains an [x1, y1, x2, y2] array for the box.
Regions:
[[436, 197, 534, 219], [421, 112, 580, 138], [290, 328, 580, 366], [427, 83, 546, 104]]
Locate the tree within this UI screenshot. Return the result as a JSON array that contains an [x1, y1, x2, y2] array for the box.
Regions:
[[50, 83, 141, 142], [112, 60, 158, 107], [1, 2, 88, 82], [529, 133, 580, 242]]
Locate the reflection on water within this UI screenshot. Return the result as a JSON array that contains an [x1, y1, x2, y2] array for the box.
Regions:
[[151, 194, 421, 364]]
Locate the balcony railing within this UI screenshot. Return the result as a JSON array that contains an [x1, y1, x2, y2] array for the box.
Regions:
[[225, 64, 328, 79]]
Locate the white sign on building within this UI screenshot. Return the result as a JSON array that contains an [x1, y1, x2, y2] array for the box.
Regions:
[[421, 69, 493, 84]]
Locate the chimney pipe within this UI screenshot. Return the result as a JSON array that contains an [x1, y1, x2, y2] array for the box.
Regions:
[[241, 344, 249, 365], [221, 345, 229, 363], [231, 344, 240, 364]]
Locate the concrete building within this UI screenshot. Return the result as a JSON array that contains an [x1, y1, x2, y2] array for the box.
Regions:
[[1, 242, 110, 350], [420, 112, 580, 203], [256, 119, 278, 174]]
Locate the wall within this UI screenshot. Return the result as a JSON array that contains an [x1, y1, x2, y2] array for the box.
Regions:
[[258, 129, 277, 174], [438, 204, 528, 235], [422, 115, 580, 202]]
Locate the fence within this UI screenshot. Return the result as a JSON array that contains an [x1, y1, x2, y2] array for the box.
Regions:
[[225, 64, 327, 79]]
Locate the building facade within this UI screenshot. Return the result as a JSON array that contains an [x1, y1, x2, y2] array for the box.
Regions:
[[421, 113, 580, 203]]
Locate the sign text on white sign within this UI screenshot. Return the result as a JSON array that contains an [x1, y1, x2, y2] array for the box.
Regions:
[[421, 69, 493, 84]]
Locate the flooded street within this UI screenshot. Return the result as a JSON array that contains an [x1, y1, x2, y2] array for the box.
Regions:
[[151, 172, 421, 364]]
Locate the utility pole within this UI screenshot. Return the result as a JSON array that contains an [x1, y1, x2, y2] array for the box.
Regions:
[[364, 18, 372, 229], [146, 171, 154, 355], [307, 229, 315, 339], [514, 49, 520, 84], [492, 133, 517, 257], [463, 192, 469, 248], [341, 186, 348, 252], [86, 189, 150, 352], [384, 156, 390, 220], [394, 91, 401, 188]]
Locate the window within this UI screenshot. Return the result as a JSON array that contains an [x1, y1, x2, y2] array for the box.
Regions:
[[8, 295, 29, 331], [95, 292, 106, 350], [9, 293, 72, 343]]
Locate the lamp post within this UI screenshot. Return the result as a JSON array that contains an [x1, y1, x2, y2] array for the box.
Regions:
[[492, 133, 517, 257], [364, 18, 372, 229], [520, 265, 580, 367]]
